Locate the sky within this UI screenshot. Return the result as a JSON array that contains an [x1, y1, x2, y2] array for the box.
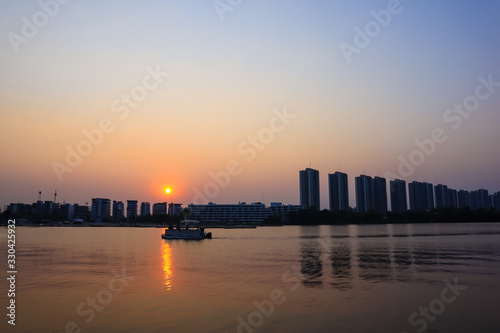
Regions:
[[1, 0, 500, 210]]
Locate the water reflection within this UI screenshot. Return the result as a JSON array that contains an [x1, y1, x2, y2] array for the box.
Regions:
[[393, 248, 412, 267], [357, 242, 392, 282], [162, 242, 173, 291], [330, 243, 352, 290], [299, 227, 323, 287], [413, 247, 441, 271], [295, 224, 500, 289], [393, 246, 414, 282]]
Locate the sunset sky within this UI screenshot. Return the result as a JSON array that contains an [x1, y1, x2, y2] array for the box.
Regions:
[[1, 0, 500, 210]]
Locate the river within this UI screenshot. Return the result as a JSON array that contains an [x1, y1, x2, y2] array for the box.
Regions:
[[1, 223, 499, 333]]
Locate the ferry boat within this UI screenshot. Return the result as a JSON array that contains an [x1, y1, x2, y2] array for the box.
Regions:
[[161, 220, 212, 240]]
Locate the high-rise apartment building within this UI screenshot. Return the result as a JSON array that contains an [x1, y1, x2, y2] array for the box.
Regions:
[[457, 190, 470, 208], [434, 184, 448, 208], [140, 202, 151, 216], [300, 168, 320, 210], [127, 200, 138, 222], [447, 189, 458, 208], [153, 202, 167, 215], [409, 181, 434, 211], [390, 179, 407, 213], [91, 198, 111, 223], [112, 200, 124, 222], [328, 171, 349, 211], [373, 176, 388, 213], [355, 175, 373, 213]]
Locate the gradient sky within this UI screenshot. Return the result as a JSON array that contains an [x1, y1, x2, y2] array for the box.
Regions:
[[1, 0, 500, 210]]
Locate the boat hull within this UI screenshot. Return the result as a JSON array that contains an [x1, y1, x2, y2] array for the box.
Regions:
[[161, 228, 209, 240]]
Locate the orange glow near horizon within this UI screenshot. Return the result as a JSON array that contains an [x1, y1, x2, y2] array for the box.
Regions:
[[149, 180, 184, 204]]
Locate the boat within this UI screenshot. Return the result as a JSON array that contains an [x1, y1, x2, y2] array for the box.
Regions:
[[161, 220, 212, 240]]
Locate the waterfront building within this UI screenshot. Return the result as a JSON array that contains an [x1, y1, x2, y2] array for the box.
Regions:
[[458, 190, 470, 209], [447, 189, 458, 208], [126, 200, 138, 222], [74, 204, 90, 221], [409, 181, 423, 211], [390, 179, 407, 213], [355, 175, 374, 213], [470, 189, 490, 210], [479, 189, 491, 209], [300, 168, 320, 210], [269, 202, 305, 218], [152, 202, 167, 215], [60, 203, 74, 221], [140, 202, 151, 216], [494, 192, 500, 210], [188, 202, 304, 224], [91, 198, 111, 223], [168, 203, 183, 217], [434, 184, 448, 208], [409, 181, 434, 211], [7, 203, 32, 217], [31, 200, 56, 217], [373, 176, 388, 214], [112, 200, 125, 222], [328, 171, 349, 211], [423, 182, 435, 211]]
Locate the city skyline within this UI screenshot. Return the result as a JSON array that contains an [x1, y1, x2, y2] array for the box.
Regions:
[[6, 167, 500, 216], [2, 1, 500, 211]]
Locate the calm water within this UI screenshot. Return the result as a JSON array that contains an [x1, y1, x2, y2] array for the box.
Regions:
[[1, 223, 500, 333]]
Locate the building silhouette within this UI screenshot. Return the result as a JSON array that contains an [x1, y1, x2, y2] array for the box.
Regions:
[[300, 168, 320, 210], [373, 176, 388, 213], [140, 202, 151, 216], [409, 181, 434, 211], [91, 198, 111, 223], [447, 188, 458, 208], [390, 179, 407, 213], [355, 175, 373, 213], [470, 189, 490, 210], [168, 203, 183, 217], [494, 192, 500, 210], [74, 204, 90, 221], [434, 184, 448, 208], [126, 200, 138, 222], [328, 171, 349, 211], [112, 200, 124, 222], [189, 202, 304, 223], [152, 202, 167, 215], [457, 190, 470, 208]]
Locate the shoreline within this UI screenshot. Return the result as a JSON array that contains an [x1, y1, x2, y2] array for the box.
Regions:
[[1, 220, 500, 228]]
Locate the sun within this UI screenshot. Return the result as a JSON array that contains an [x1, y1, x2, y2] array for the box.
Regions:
[[165, 188, 171, 194]]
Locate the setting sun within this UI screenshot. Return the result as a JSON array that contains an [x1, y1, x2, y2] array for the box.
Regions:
[[165, 188, 171, 194]]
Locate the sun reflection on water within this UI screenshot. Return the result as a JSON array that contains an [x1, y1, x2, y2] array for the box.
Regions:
[[162, 242, 173, 290]]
